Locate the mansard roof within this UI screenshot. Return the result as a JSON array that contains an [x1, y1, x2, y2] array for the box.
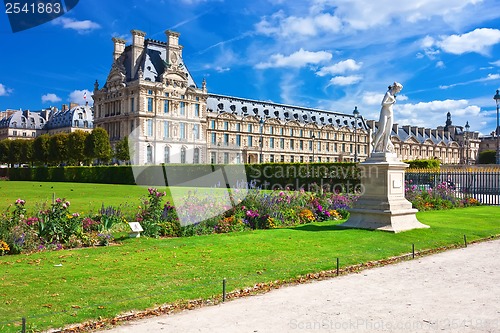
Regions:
[[46, 104, 93, 129], [206, 94, 368, 130], [0, 110, 46, 130], [106, 39, 196, 88]]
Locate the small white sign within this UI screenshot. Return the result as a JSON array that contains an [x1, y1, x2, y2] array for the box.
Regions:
[[393, 179, 402, 188], [129, 222, 143, 232], [128, 222, 144, 238]]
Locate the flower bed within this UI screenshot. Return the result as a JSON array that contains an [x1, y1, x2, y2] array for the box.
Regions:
[[405, 180, 481, 210]]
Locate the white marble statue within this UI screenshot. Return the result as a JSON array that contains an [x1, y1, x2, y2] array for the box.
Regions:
[[372, 82, 403, 153]]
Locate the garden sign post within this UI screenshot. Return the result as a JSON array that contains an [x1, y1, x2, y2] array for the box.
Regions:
[[340, 83, 429, 233]]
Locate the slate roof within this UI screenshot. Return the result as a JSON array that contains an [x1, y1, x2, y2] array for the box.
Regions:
[[206, 94, 368, 130]]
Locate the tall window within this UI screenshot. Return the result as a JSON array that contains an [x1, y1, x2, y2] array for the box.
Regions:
[[300, 140, 304, 150], [210, 152, 216, 164], [280, 128, 284, 135], [147, 145, 153, 163], [248, 124, 253, 132], [223, 133, 229, 145], [147, 98, 153, 112], [164, 146, 170, 163], [248, 136, 253, 147], [130, 97, 135, 113], [236, 123, 241, 132], [181, 147, 186, 163], [280, 138, 285, 149], [193, 124, 200, 140], [164, 100, 169, 113], [290, 139, 294, 150], [224, 153, 229, 164], [211, 132, 217, 144], [194, 104, 200, 117], [147, 119, 153, 136], [224, 121, 229, 130], [290, 128, 293, 136], [309, 141, 313, 151], [269, 126, 274, 135], [300, 129, 303, 137], [180, 123, 186, 140], [236, 134, 241, 146], [163, 121, 169, 139], [211, 120, 216, 129], [270, 137, 275, 148], [236, 153, 241, 164], [180, 102, 185, 115], [193, 148, 200, 164]]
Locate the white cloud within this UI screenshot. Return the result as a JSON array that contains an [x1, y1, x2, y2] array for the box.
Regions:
[[41, 93, 61, 104], [52, 17, 101, 34], [69, 90, 93, 105], [439, 73, 500, 89], [0, 83, 12, 96], [329, 75, 362, 86], [215, 66, 230, 73], [317, 59, 362, 76], [255, 11, 342, 38], [397, 99, 481, 117], [362, 92, 385, 105], [491, 60, 500, 67], [429, 28, 500, 55], [436, 61, 445, 68], [255, 48, 332, 69]]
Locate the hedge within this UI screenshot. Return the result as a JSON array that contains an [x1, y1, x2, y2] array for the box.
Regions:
[[403, 159, 441, 169], [6, 163, 361, 192]]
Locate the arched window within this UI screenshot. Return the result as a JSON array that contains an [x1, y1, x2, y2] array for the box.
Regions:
[[180, 147, 186, 163], [193, 148, 199, 164]]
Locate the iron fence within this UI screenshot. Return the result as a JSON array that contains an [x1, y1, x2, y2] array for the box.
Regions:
[[405, 168, 500, 206]]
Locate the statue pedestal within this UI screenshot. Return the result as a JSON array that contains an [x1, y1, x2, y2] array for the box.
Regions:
[[339, 153, 429, 233]]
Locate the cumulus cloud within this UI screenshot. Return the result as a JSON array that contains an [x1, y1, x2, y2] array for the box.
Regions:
[[425, 28, 500, 55], [397, 99, 480, 117], [69, 89, 93, 105], [0, 83, 12, 96], [255, 48, 332, 69], [316, 59, 362, 76], [491, 60, 500, 67], [52, 17, 101, 34], [329, 75, 362, 86], [41, 93, 62, 104], [255, 11, 342, 38]]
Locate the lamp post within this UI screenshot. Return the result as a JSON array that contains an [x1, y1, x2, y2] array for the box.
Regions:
[[259, 118, 264, 163], [311, 134, 315, 162], [494, 90, 500, 164], [464, 121, 470, 165], [353, 106, 359, 162]]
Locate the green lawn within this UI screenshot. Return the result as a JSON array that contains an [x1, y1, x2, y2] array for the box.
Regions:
[[0, 181, 174, 218], [0, 205, 499, 333]]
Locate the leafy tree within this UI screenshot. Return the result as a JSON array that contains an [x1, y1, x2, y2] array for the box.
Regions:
[[19, 139, 34, 166], [33, 134, 50, 165], [8, 139, 22, 166], [477, 150, 496, 164], [67, 130, 89, 165], [49, 133, 69, 165], [85, 127, 111, 164], [0, 140, 10, 166], [114, 136, 131, 163]]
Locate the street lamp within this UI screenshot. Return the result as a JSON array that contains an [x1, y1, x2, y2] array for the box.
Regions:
[[464, 121, 470, 165], [311, 134, 315, 162], [494, 90, 500, 164], [353, 106, 359, 162], [259, 118, 264, 163]]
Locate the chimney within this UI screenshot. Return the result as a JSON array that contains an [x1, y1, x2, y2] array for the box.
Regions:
[[425, 128, 432, 138], [411, 126, 418, 136], [438, 128, 444, 139], [402, 125, 411, 134], [366, 119, 376, 130], [165, 30, 183, 66], [70, 102, 78, 109], [418, 127, 425, 138], [431, 129, 438, 138], [112, 37, 126, 61], [62, 104, 68, 112], [131, 29, 146, 75]]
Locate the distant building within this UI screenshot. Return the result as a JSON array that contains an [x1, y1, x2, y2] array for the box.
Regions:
[[366, 112, 480, 165], [0, 103, 94, 140]]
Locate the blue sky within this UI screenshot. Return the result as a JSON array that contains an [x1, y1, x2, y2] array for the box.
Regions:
[[1, 0, 500, 135]]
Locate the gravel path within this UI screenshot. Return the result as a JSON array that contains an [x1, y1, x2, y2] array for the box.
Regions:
[[104, 239, 500, 333]]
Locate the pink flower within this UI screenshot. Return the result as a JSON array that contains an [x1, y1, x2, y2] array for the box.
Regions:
[[56, 198, 62, 203]]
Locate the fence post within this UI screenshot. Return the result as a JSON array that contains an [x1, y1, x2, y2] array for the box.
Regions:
[[464, 235, 467, 248], [222, 278, 226, 303], [412, 244, 415, 259], [22, 317, 26, 333], [336, 257, 339, 276]]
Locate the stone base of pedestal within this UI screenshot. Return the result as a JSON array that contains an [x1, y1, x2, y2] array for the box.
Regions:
[[339, 153, 429, 233]]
